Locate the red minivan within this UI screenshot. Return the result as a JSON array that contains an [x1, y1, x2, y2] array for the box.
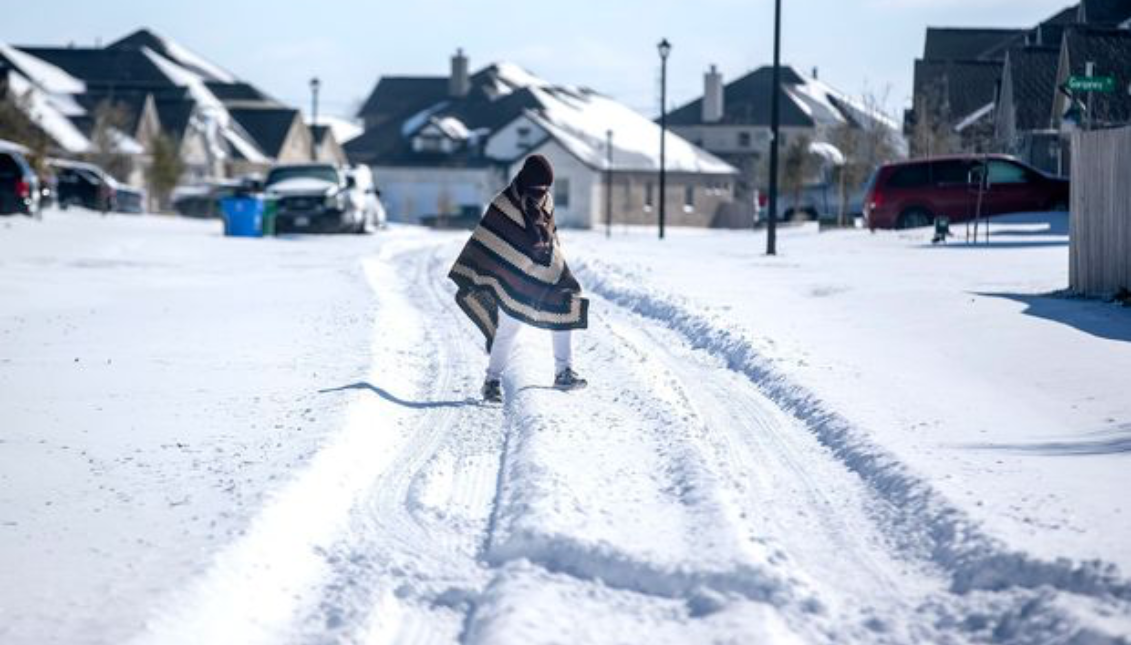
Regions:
[[863, 154, 1069, 230]]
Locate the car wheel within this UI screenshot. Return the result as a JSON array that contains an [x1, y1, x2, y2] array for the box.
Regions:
[[897, 208, 933, 229]]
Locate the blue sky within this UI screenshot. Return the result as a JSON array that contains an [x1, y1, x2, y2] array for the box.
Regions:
[[4, 0, 1070, 121]]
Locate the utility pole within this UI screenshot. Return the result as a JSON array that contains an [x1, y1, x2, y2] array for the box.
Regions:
[[658, 39, 671, 240], [309, 76, 320, 161], [1085, 61, 1095, 131], [606, 129, 614, 238], [766, 0, 782, 255]]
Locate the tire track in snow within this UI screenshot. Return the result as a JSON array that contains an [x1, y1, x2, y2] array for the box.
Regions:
[[296, 241, 509, 644], [576, 258, 1131, 643], [128, 239, 455, 645], [462, 297, 829, 643], [592, 296, 947, 642]]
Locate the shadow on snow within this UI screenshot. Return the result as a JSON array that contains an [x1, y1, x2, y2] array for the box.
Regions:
[[319, 382, 482, 409], [977, 291, 1131, 343]]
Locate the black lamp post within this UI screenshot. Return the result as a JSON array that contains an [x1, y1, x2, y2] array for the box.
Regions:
[[657, 38, 671, 240], [309, 76, 320, 161], [606, 129, 614, 239], [766, 0, 781, 255]]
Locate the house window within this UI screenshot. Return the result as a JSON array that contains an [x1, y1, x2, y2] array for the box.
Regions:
[[554, 177, 571, 208], [738, 131, 752, 148], [684, 185, 695, 210], [415, 133, 445, 153], [644, 181, 654, 210]]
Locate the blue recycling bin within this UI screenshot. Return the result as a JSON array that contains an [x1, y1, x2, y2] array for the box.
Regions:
[[220, 196, 263, 237]]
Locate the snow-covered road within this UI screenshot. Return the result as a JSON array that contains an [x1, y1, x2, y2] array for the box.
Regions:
[[3, 211, 1130, 644]]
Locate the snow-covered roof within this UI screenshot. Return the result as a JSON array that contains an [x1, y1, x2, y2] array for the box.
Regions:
[[400, 102, 450, 137], [431, 116, 470, 140], [787, 75, 901, 132], [954, 101, 996, 133], [109, 28, 237, 84], [4, 70, 91, 153], [0, 43, 85, 94], [808, 141, 845, 165], [524, 84, 735, 175], [141, 46, 267, 163], [306, 115, 364, 145]]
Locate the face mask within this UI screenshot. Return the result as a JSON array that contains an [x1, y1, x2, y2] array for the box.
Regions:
[[522, 186, 549, 207]]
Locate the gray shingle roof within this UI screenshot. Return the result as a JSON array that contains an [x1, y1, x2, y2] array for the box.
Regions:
[[1005, 46, 1060, 130], [356, 77, 449, 124], [16, 46, 175, 92], [228, 107, 299, 157], [923, 28, 1027, 61], [665, 66, 815, 128], [1080, 0, 1131, 25], [913, 59, 1003, 119], [1062, 26, 1131, 125]]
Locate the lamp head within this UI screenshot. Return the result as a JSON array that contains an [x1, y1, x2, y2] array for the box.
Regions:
[[658, 39, 672, 60]]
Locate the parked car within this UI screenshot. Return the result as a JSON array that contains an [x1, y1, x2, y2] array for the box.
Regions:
[[756, 184, 867, 224], [264, 163, 384, 234], [172, 176, 260, 219], [863, 154, 1069, 230], [0, 145, 40, 216], [112, 181, 146, 214], [51, 160, 116, 212]]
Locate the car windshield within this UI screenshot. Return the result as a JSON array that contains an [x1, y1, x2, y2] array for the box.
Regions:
[[266, 166, 339, 186]]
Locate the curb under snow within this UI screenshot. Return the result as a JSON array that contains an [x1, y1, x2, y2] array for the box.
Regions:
[[575, 259, 1131, 604]]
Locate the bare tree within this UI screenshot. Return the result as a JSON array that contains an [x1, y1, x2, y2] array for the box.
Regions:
[[145, 131, 183, 212], [87, 100, 133, 182], [0, 88, 52, 175], [828, 87, 902, 224], [909, 81, 958, 158], [781, 134, 820, 220]]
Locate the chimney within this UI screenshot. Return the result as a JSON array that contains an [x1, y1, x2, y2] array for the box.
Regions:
[[702, 64, 724, 123], [812, 67, 819, 80], [450, 48, 470, 98]]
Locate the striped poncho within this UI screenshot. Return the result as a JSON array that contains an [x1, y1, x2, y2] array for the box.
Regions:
[[449, 185, 589, 352]]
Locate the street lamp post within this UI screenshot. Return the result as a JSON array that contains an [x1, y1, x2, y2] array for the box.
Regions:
[[657, 38, 671, 240], [766, 0, 782, 255], [606, 129, 614, 239], [309, 76, 321, 161]]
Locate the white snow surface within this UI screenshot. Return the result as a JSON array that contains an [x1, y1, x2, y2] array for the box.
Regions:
[[2, 209, 1130, 645]]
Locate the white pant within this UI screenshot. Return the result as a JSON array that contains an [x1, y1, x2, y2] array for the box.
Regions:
[[486, 310, 572, 380]]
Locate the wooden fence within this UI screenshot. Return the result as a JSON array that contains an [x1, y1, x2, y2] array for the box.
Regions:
[[1070, 126, 1131, 297]]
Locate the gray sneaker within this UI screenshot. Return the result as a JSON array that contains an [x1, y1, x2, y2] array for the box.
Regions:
[[553, 368, 587, 391], [482, 378, 502, 403]]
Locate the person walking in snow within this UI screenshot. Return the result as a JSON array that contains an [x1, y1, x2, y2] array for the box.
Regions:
[[449, 154, 589, 403]]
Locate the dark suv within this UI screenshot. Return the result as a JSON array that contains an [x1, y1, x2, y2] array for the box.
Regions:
[[863, 155, 1069, 230], [52, 160, 116, 212], [0, 147, 40, 216]]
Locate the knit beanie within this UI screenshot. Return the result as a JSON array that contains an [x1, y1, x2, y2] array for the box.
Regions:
[[515, 155, 554, 191]]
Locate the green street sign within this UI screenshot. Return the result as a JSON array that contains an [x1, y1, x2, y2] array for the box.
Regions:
[[1067, 76, 1116, 92]]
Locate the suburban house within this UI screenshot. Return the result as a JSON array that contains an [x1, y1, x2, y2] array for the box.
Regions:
[[909, 0, 1131, 164], [994, 46, 1062, 173], [1051, 27, 1131, 135], [906, 27, 1024, 154], [0, 29, 338, 190], [311, 125, 348, 165], [665, 64, 903, 209], [346, 51, 737, 229]]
